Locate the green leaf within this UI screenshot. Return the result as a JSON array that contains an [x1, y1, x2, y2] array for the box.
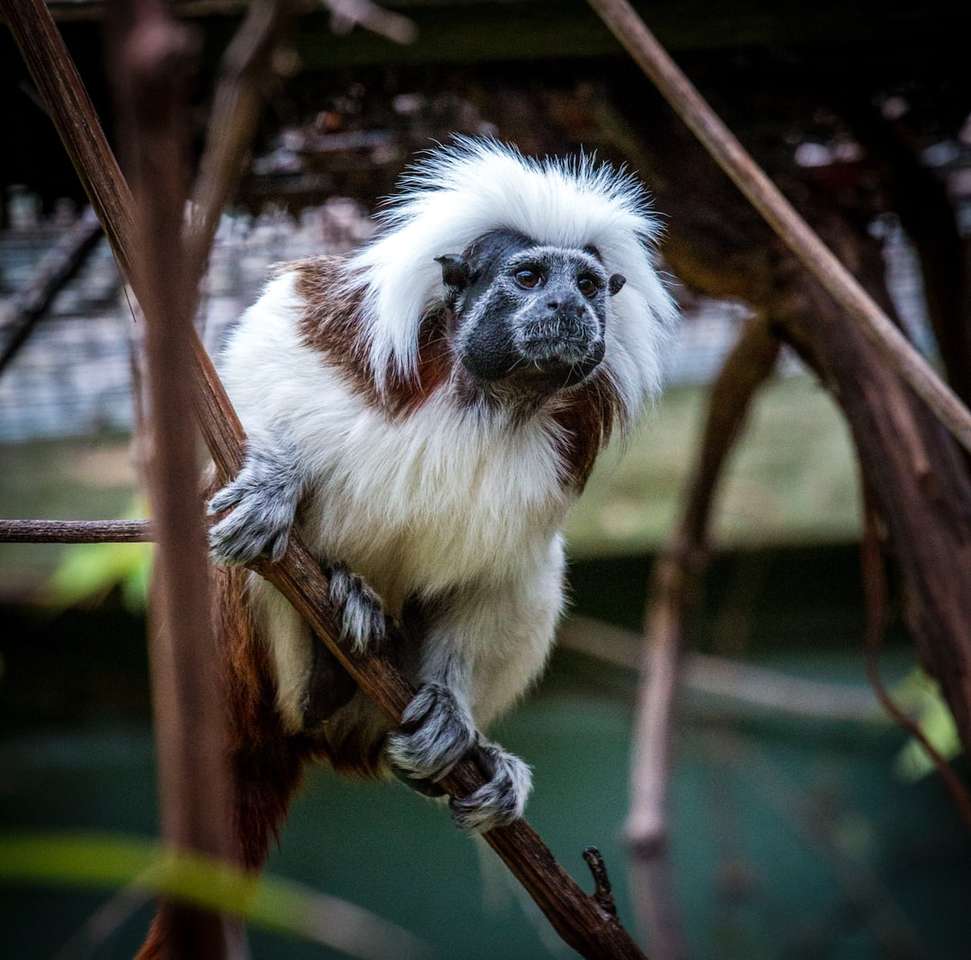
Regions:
[[44, 499, 152, 611], [892, 670, 961, 782]]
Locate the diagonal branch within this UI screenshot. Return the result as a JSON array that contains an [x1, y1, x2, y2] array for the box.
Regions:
[[0, 207, 103, 377], [2, 1, 647, 956], [587, 0, 971, 456]]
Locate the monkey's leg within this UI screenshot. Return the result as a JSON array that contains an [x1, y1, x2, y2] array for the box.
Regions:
[[208, 436, 304, 566], [389, 572, 558, 830]]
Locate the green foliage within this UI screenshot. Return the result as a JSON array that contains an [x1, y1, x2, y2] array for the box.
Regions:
[[892, 670, 962, 781], [0, 832, 426, 958], [45, 500, 152, 611]]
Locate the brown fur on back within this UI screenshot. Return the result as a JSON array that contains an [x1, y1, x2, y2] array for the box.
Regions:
[[293, 255, 453, 418]]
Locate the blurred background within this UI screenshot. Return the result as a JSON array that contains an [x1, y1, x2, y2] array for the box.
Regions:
[[1, 1, 970, 958]]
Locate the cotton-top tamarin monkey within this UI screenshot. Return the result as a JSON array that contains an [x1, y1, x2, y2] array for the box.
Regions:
[[206, 139, 675, 869]]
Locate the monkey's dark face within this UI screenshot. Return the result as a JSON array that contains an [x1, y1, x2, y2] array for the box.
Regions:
[[436, 230, 625, 394]]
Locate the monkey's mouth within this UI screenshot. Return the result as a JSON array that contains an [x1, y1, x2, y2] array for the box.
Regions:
[[508, 339, 604, 391]]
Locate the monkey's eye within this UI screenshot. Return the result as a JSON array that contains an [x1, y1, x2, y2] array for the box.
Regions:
[[514, 268, 543, 289], [577, 275, 600, 298]]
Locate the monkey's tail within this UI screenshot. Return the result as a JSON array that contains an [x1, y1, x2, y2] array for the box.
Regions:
[[136, 565, 315, 959]]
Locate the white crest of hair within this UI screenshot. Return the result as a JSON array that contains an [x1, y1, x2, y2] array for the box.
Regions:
[[348, 136, 677, 418]]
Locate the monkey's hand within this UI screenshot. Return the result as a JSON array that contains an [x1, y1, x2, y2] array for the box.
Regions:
[[207, 444, 303, 566], [387, 684, 532, 832], [387, 683, 477, 784], [450, 740, 532, 834]]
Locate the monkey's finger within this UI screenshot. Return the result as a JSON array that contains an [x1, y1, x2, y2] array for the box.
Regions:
[[207, 482, 248, 515]]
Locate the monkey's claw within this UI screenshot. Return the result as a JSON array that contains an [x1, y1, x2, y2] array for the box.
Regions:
[[450, 741, 532, 833], [386, 683, 477, 782]]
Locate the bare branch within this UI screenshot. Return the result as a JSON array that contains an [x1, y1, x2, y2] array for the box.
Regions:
[[559, 617, 879, 723], [583, 848, 618, 918], [587, 0, 971, 456], [859, 491, 971, 830], [0, 207, 103, 377], [0, 519, 151, 543], [4, 2, 648, 956]]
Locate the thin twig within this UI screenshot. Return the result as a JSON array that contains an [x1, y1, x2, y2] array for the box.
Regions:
[[0, 207, 103, 377], [583, 848, 618, 918], [587, 0, 971, 456], [4, 2, 648, 956]]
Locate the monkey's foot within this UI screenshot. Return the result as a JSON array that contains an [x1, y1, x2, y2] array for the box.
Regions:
[[207, 450, 301, 565], [386, 683, 477, 783], [325, 563, 388, 654], [450, 740, 532, 833]]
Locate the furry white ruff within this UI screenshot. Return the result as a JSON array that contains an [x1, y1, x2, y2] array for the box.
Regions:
[[349, 137, 677, 417]]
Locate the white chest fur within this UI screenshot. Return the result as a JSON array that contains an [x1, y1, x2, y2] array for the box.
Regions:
[[220, 272, 570, 612]]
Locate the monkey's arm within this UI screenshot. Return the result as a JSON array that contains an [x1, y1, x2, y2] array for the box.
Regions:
[[388, 571, 560, 833], [208, 435, 305, 566]]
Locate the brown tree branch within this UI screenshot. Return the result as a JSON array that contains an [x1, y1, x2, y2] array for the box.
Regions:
[[0, 207, 103, 377], [626, 317, 779, 960], [106, 0, 236, 954], [587, 0, 971, 456], [0, 519, 152, 542], [3, 1, 647, 956]]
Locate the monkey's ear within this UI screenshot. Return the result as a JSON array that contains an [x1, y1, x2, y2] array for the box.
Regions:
[[435, 255, 471, 290], [608, 273, 627, 296]]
